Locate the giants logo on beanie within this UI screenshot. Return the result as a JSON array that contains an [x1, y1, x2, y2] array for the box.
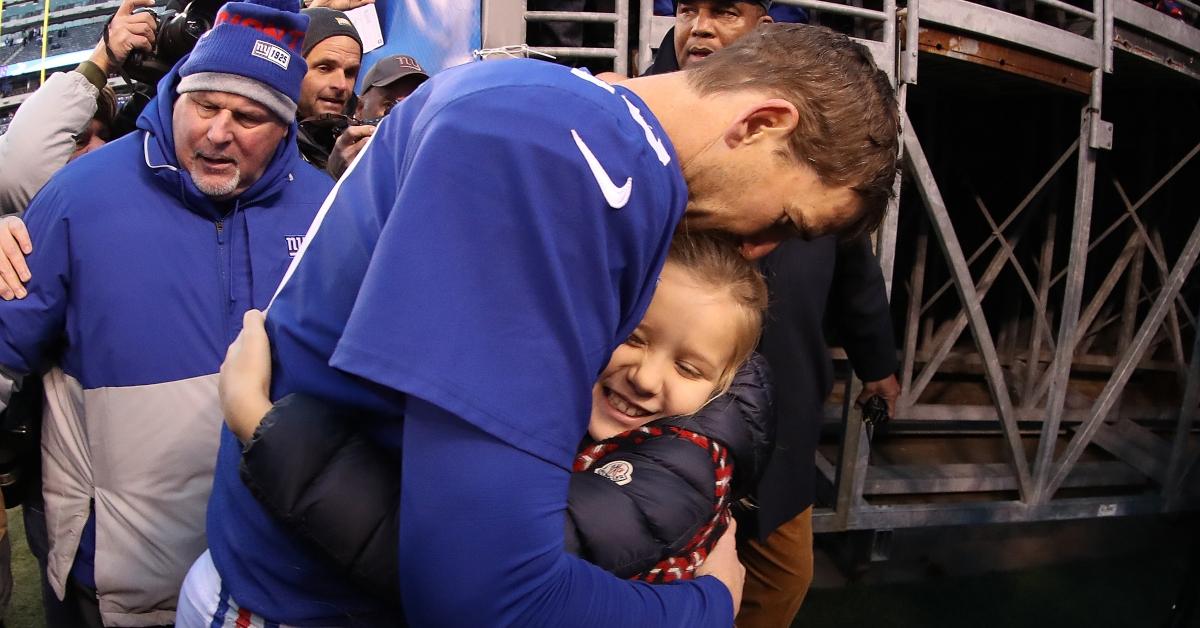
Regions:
[[177, 0, 310, 122]]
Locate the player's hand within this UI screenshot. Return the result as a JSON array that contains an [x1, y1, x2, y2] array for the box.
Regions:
[[696, 517, 745, 616], [327, 124, 375, 179], [0, 215, 32, 301], [92, 0, 157, 74], [856, 373, 901, 417], [306, 0, 374, 10], [220, 310, 274, 444]]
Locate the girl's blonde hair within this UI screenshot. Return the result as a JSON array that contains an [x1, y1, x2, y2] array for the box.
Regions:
[[666, 233, 768, 394]]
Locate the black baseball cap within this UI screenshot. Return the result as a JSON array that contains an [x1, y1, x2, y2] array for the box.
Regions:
[[361, 55, 429, 91], [301, 8, 362, 57]]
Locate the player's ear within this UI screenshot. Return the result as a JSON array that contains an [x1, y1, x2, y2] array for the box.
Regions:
[[723, 98, 799, 148]]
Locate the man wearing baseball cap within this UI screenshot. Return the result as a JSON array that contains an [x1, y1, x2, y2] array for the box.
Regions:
[[325, 53, 429, 178], [357, 54, 429, 120], [0, 0, 331, 624]]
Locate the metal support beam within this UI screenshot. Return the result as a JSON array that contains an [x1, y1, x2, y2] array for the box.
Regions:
[[900, 0, 920, 85], [1044, 214, 1200, 498], [974, 194, 1056, 347], [1090, 420, 1171, 483], [1032, 71, 1101, 505], [831, 379, 872, 529], [865, 461, 1147, 494], [919, 0, 1101, 68], [903, 112, 1034, 501], [1023, 209, 1057, 407], [483, 0, 525, 48], [921, 140, 1078, 318], [815, 494, 1173, 532], [900, 219, 929, 410], [1166, 330, 1200, 506], [908, 222, 1028, 404], [1151, 229, 1188, 370], [1114, 177, 1198, 340]]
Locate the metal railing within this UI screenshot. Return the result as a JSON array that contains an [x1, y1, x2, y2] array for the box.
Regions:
[[522, 0, 631, 75]]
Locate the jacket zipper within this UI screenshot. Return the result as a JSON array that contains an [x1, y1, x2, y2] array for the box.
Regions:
[[216, 219, 231, 342]]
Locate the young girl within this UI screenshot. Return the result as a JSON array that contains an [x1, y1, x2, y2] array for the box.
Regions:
[[218, 232, 772, 597]]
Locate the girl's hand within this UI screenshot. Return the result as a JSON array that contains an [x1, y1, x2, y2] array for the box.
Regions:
[[220, 309, 274, 443]]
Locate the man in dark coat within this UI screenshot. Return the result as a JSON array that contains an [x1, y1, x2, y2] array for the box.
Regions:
[[747, 237, 900, 627], [642, 6, 903, 626]]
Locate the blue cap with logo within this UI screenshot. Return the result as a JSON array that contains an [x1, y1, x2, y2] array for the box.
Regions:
[[177, 0, 310, 122]]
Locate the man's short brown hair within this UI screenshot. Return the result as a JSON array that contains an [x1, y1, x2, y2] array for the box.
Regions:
[[685, 23, 900, 237]]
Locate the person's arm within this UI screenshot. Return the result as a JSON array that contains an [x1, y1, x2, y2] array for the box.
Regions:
[[238, 394, 400, 598], [0, 72, 97, 215], [831, 236, 902, 415], [325, 125, 375, 180], [0, 185, 73, 412], [0, 0, 155, 215], [234, 395, 738, 613], [219, 308, 719, 597], [0, 216, 33, 301], [399, 398, 738, 627]]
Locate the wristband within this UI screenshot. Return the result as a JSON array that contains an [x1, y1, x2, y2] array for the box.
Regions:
[[74, 60, 108, 91]]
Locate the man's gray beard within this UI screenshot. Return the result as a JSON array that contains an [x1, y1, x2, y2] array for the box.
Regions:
[[194, 168, 241, 198]]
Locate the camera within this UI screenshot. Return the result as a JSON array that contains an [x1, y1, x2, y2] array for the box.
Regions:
[[109, 0, 221, 138], [299, 113, 382, 150], [122, 0, 221, 85]]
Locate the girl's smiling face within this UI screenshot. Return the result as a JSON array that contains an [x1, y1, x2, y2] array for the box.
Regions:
[[588, 261, 743, 440]]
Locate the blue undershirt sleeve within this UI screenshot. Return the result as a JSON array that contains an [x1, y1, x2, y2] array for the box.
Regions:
[[399, 396, 735, 628]]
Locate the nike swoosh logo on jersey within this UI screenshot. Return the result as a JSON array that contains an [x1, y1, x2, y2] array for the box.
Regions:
[[572, 129, 632, 209]]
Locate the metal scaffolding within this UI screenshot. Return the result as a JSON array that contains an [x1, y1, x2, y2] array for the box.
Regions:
[[479, 0, 1200, 531], [818, 0, 1200, 532]]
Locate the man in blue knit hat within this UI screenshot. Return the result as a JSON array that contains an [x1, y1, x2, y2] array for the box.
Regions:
[[0, 0, 331, 625]]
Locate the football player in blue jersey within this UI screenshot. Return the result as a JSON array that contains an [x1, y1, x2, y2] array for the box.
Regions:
[[185, 22, 900, 628], [211, 233, 773, 595], [0, 21, 900, 628]]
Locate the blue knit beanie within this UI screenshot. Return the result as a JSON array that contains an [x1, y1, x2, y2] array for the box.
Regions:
[[177, 0, 309, 121]]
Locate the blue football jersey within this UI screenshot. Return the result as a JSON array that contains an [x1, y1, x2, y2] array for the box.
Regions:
[[206, 59, 731, 626]]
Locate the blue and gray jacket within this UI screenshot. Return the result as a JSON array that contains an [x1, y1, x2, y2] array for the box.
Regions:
[[0, 62, 331, 626]]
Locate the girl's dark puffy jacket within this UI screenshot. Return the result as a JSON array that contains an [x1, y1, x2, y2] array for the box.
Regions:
[[238, 353, 774, 595]]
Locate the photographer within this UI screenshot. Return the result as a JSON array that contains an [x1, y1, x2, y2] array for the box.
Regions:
[[0, 0, 152, 216], [325, 53, 428, 179], [295, 7, 361, 170]]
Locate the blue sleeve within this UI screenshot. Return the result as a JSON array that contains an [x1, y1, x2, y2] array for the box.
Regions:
[[399, 396, 735, 627], [0, 183, 71, 387]]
